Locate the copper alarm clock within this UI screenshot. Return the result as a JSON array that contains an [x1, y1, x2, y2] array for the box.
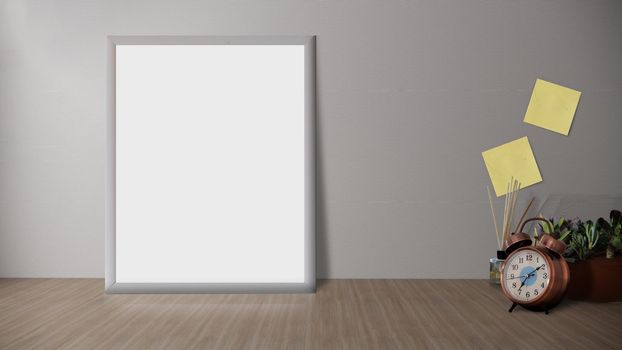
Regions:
[[500, 218, 570, 314]]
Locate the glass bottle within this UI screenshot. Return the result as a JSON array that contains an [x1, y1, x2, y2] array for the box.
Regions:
[[489, 250, 507, 284]]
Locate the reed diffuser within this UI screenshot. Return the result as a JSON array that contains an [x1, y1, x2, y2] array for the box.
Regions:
[[486, 178, 533, 284]]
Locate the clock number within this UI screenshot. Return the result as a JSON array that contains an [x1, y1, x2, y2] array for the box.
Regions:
[[534, 289, 539, 296], [536, 257, 539, 263], [541, 282, 545, 288], [512, 282, 517, 288], [526, 292, 530, 298], [512, 264, 518, 270], [519, 257, 524, 263], [526, 254, 533, 261], [543, 273, 548, 279], [510, 273, 515, 279]]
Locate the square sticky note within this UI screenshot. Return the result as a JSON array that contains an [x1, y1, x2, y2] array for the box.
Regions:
[[482, 137, 542, 197], [523, 79, 581, 135]]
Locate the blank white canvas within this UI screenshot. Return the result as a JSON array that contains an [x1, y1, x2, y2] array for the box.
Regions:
[[115, 45, 306, 283]]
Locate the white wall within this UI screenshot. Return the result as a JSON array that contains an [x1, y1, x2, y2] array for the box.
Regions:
[[1, 0, 621, 278]]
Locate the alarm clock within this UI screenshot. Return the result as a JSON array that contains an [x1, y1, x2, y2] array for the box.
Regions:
[[500, 217, 570, 314]]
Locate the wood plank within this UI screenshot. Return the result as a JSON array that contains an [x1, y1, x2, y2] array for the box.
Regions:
[[1, 279, 621, 349]]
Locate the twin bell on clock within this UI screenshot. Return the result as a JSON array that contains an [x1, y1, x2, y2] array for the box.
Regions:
[[500, 217, 570, 314]]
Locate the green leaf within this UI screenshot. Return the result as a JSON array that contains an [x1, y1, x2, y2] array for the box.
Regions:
[[559, 229, 571, 241], [597, 217, 611, 232]]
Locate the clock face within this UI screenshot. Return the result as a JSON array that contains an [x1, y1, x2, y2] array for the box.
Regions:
[[503, 249, 550, 302]]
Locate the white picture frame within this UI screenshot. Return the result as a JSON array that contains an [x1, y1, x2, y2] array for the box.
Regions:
[[105, 36, 316, 293]]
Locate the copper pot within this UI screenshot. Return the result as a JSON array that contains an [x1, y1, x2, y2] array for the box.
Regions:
[[566, 255, 622, 302]]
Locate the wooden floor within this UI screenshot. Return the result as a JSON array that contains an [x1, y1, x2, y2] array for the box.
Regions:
[[1, 279, 621, 349]]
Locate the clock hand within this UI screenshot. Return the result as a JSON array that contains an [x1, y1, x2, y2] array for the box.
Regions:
[[518, 280, 526, 292], [518, 265, 545, 292], [518, 274, 529, 292], [506, 275, 528, 280], [523, 264, 545, 280]]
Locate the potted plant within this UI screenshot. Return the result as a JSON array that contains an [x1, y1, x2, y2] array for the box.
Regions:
[[597, 210, 622, 258], [541, 210, 622, 302]]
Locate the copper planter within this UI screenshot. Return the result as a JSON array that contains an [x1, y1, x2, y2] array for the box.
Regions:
[[566, 255, 622, 302]]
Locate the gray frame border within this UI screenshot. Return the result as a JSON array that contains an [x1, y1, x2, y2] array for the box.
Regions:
[[105, 36, 316, 294]]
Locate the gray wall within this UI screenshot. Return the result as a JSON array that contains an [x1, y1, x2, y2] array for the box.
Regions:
[[1, 0, 621, 278]]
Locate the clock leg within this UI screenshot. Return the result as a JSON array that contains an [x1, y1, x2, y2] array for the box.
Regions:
[[508, 303, 518, 313]]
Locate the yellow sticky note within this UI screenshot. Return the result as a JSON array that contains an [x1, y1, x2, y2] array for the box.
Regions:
[[482, 137, 542, 197], [524, 79, 581, 135]]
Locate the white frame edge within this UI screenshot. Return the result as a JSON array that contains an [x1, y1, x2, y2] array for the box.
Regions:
[[105, 36, 316, 294]]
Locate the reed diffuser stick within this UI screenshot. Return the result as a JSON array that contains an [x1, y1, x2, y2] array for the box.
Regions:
[[502, 179, 511, 241], [501, 178, 521, 242], [513, 182, 521, 231], [487, 186, 501, 249], [506, 181, 512, 239], [515, 197, 535, 233], [508, 180, 520, 236], [503, 177, 514, 240], [510, 183, 514, 237]]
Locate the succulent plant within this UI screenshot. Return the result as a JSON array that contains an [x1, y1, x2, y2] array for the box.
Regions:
[[535, 209, 622, 260], [596, 210, 622, 259], [539, 216, 577, 242], [567, 220, 601, 260], [568, 233, 588, 261]]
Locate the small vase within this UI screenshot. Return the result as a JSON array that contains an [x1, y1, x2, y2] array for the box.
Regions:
[[489, 250, 507, 284]]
